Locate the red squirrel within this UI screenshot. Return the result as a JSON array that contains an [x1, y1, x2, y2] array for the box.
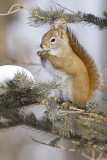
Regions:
[[37, 25, 99, 107]]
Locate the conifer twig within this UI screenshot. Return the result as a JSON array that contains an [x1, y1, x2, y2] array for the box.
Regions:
[[51, 1, 76, 14], [0, 4, 30, 16], [0, 3, 107, 29], [29, 6, 107, 29], [31, 136, 76, 152]]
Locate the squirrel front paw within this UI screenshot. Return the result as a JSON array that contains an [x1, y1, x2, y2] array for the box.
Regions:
[[37, 51, 42, 57], [37, 51, 48, 58], [37, 51, 45, 57]]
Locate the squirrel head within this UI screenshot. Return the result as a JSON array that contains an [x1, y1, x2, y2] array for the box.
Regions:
[[40, 25, 69, 55]]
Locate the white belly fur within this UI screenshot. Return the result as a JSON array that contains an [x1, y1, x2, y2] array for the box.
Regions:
[[44, 60, 72, 102]]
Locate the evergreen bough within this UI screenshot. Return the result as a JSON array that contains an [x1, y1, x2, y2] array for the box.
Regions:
[[0, 72, 107, 154]]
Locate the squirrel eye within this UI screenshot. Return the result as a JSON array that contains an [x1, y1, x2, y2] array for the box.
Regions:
[[50, 37, 56, 43]]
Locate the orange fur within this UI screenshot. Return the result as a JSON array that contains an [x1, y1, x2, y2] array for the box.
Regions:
[[66, 27, 99, 100], [38, 25, 100, 107]]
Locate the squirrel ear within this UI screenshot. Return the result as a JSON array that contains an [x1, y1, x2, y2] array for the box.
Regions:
[[50, 25, 55, 30], [58, 25, 66, 36]]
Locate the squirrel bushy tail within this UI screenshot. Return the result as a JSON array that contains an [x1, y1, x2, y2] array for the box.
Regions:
[[66, 27, 100, 100]]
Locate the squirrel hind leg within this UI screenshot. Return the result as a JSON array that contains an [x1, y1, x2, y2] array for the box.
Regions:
[[62, 102, 73, 109], [61, 101, 87, 109]]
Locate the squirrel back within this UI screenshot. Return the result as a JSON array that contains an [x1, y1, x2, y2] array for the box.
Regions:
[[66, 27, 99, 100]]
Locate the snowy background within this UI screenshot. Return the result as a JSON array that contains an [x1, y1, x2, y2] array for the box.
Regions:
[[0, 0, 107, 160]]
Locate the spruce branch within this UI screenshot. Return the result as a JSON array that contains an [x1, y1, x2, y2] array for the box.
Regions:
[[0, 3, 107, 29], [31, 136, 77, 152], [1, 108, 107, 153], [29, 6, 107, 29], [0, 72, 57, 111], [0, 72, 107, 153]]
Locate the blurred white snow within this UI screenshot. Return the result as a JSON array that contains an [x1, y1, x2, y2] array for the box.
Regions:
[[0, 65, 35, 82]]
